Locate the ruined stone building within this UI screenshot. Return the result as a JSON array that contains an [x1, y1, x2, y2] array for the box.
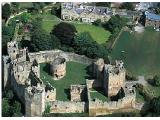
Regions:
[[2, 40, 136, 117]]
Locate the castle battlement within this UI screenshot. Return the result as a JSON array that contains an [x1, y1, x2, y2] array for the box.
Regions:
[[3, 39, 136, 116]]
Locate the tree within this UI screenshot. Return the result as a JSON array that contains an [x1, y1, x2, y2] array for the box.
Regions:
[[148, 97, 160, 116], [11, 2, 20, 14], [2, 3, 11, 20], [51, 22, 77, 45], [32, 2, 45, 13], [2, 35, 10, 55], [95, 2, 111, 7], [153, 75, 160, 86], [51, 3, 61, 18], [31, 29, 54, 52], [73, 32, 93, 53], [2, 23, 15, 55], [11, 101, 21, 114], [155, 8, 160, 14], [92, 19, 102, 26], [73, 32, 108, 59], [103, 15, 128, 33], [2, 98, 10, 117], [120, 2, 135, 11], [20, 13, 31, 24]]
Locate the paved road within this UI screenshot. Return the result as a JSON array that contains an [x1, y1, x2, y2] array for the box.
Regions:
[[134, 102, 144, 110], [125, 76, 148, 86], [6, 10, 27, 26]]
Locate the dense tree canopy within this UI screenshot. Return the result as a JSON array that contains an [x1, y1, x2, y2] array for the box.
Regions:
[[11, 2, 20, 14], [2, 98, 10, 117], [20, 13, 31, 23], [51, 3, 61, 18], [2, 3, 11, 20], [142, 96, 160, 116], [2, 24, 15, 55], [30, 29, 54, 52], [153, 75, 160, 86], [103, 15, 128, 33], [95, 2, 111, 7], [73, 32, 108, 60], [2, 88, 23, 117], [120, 2, 135, 11], [92, 19, 102, 27], [51, 22, 77, 45], [20, 16, 60, 52], [32, 2, 45, 12]]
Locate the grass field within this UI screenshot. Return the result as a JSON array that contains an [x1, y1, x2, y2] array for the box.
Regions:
[[39, 14, 110, 44], [110, 27, 160, 77], [72, 23, 111, 44], [40, 61, 88, 101], [19, 2, 33, 9]]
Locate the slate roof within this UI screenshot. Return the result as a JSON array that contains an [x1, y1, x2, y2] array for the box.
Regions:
[[145, 11, 160, 21], [63, 3, 112, 15]]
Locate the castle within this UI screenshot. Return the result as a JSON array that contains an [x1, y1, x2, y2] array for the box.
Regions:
[[2, 39, 137, 116]]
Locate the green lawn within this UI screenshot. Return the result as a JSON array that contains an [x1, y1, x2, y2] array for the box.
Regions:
[[19, 2, 33, 9], [73, 23, 111, 44], [40, 61, 89, 101], [110, 27, 160, 77], [39, 14, 110, 44], [90, 88, 109, 102]]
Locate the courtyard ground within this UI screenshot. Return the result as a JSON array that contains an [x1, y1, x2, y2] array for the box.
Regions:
[[110, 27, 160, 77], [40, 61, 89, 101]]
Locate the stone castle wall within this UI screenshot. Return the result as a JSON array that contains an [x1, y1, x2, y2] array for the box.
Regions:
[[48, 101, 86, 113], [28, 50, 94, 65], [25, 86, 45, 117], [88, 94, 135, 116], [107, 71, 126, 96]]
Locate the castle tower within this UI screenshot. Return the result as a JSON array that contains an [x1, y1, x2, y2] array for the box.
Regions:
[[70, 85, 86, 102], [50, 57, 66, 80], [93, 58, 104, 80], [31, 59, 40, 78], [104, 60, 126, 97], [25, 83, 45, 117], [7, 41, 19, 60]]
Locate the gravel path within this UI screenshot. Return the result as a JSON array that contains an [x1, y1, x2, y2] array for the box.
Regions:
[[126, 76, 148, 86]]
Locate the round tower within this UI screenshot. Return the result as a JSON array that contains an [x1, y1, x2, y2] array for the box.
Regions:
[[50, 57, 66, 80]]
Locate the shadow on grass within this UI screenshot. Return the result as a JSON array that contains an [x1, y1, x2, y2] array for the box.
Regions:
[[146, 79, 154, 86], [64, 88, 70, 100], [43, 63, 52, 76], [85, 64, 94, 79], [93, 87, 106, 96]]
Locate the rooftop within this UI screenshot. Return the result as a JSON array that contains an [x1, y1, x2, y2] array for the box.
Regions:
[[145, 11, 160, 21], [62, 2, 112, 15]]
